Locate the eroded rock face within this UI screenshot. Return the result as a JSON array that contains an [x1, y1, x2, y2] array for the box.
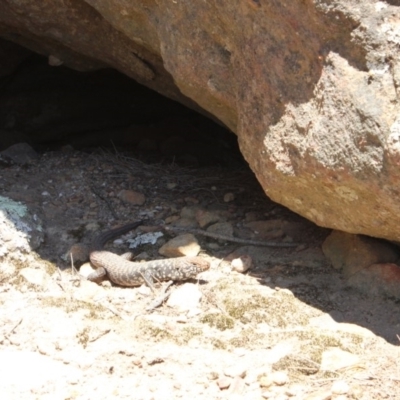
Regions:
[[0, 1, 399, 240]]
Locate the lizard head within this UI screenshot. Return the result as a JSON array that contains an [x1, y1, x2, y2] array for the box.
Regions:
[[182, 257, 210, 278]]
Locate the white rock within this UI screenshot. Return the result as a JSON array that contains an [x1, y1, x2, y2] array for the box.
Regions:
[[19, 268, 49, 288], [271, 370, 289, 386], [166, 283, 202, 311], [320, 347, 360, 372], [331, 380, 350, 395], [335, 323, 375, 338], [267, 340, 295, 363], [74, 279, 105, 302], [309, 315, 375, 338], [78, 263, 96, 278], [0, 349, 78, 393], [231, 255, 252, 273], [137, 284, 152, 296]]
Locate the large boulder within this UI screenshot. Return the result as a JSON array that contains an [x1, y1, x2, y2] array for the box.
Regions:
[[0, 1, 399, 240]]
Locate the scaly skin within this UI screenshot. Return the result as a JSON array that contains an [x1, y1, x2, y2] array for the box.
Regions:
[[88, 221, 209, 288]]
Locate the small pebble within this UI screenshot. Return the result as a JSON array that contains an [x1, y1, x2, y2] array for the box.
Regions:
[[272, 371, 289, 386], [331, 380, 349, 395], [117, 189, 146, 205], [217, 376, 231, 390], [132, 358, 143, 367], [259, 375, 274, 388], [137, 285, 152, 296], [223, 192, 235, 202], [231, 255, 252, 273]]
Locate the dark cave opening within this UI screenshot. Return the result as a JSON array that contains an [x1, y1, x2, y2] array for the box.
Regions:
[[0, 52, 244, 168]]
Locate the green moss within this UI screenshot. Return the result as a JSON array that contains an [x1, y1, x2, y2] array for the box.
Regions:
[[273, 353, 320, 376], [272, 331, 351, 377], [228, 327, 267, 349], [40, 297, 105, 318], [39, 258, 57, 275], [224, 299, 249, 321], [210, 338, 227, 349], [221, 291, 309, 328], [136, 319, 174, 341], [200, 313, 235, 331], [179, 326, 203, 344], [76, 327, 90, 348]]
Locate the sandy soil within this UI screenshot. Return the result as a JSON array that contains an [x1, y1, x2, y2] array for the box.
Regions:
[[0, 149, 399, 400]]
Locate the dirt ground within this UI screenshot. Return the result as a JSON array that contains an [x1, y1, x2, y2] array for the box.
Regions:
[[0, 148, 399, 400]]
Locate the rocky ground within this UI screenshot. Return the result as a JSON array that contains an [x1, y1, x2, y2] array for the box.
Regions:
[[0, 147, 399, 400]]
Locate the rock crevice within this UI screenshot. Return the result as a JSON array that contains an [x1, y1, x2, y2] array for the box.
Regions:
[[0, 0, 399, 240]]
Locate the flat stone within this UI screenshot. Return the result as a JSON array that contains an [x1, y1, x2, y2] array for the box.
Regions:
[[0, 142, 38, 165], [309, 315, 376, 338], [322, 231, 399, 278], [207, 221, 233, 237], [245, 219, 286, 240], [158, 233, 200, 257], [180, 206, 202, 220], [217, 376, 231, 390], [195, 209, 223, 228], [117, 190, 146, 205]]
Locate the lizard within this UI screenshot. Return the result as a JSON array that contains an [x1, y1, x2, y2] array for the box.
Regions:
[[88, 220, 210, 289]]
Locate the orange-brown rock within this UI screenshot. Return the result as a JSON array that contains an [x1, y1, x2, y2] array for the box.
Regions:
[[1, 1, 399, 240]]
